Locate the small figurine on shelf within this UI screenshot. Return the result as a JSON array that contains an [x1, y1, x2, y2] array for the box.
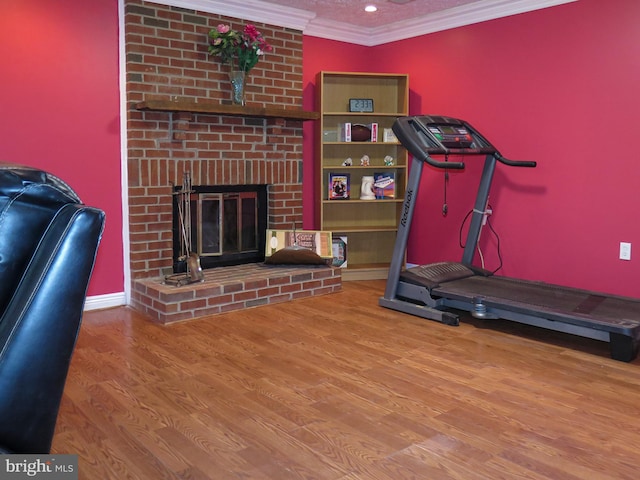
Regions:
[[360, 154, 370, 166], [360, 176, 376, 200], [384, 155, 394, 166], [342, 157, 353, 166]]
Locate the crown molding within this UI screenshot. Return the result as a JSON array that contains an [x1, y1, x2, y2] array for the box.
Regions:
[[305, 0, 578, 46], [370, 0, 578, 46], [150, 0, 577, 45], [149, 0, 316, 31]]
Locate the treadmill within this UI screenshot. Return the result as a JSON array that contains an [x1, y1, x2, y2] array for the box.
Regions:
[[379, 115, 640, 362]]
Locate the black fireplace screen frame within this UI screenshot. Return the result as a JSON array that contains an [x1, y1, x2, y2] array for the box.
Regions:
[[172, 184, 268, 272]]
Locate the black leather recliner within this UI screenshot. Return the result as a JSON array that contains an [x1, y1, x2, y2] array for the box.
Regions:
[[0, 163, 105, 454]]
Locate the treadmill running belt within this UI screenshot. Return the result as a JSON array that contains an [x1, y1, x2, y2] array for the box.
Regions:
[[433, 275, 640, 331], [573, 295, 606, 314]]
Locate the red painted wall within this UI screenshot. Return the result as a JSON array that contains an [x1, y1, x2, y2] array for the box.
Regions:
[[302, 37, 371, 231], [304, 0, 640, 298], [0, 0, 123, 296], [3, 0, 637, 300]]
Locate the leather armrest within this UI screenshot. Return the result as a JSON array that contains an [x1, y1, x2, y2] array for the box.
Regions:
[[0, 203, 104, 453]]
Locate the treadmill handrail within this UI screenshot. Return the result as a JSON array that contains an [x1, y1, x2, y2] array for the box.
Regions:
[[392, 118, 465, 169], [495, 152, 537, 168]]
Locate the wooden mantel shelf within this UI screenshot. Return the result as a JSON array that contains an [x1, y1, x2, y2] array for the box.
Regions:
[[135, 100, 319, 121]]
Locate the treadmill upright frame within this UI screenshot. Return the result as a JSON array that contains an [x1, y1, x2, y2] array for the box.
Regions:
[[379, 115, 640, 362]]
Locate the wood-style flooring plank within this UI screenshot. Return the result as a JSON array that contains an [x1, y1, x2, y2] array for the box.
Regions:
[[52, 280, 640, 479]]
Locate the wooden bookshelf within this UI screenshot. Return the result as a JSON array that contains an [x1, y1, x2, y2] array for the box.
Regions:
[[316, 72, 409, 280]]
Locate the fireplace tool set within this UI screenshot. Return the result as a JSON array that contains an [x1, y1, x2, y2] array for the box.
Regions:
[[164, 172, 204, 286]]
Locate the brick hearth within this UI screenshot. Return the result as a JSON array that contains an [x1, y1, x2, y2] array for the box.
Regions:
[[132, 263, 342, 324]]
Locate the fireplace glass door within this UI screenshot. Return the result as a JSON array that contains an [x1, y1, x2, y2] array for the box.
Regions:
[[198, 192, 259, 257], [172, 183, 267, 272]]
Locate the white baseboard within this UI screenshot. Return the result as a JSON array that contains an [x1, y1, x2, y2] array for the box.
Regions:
[[84, 292, 127, 311]]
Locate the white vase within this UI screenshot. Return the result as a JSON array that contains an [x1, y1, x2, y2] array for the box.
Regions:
[[360, 176, 375, 200]]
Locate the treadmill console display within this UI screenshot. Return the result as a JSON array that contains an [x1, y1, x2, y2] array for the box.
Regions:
[[392, 115, 499, 157], [427, 125, 474, 149]]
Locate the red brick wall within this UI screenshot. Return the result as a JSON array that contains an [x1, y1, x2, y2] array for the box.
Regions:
[[125, 0, 305, 279]]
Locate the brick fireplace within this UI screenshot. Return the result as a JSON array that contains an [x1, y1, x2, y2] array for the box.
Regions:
[[124, 1, 340, 322]]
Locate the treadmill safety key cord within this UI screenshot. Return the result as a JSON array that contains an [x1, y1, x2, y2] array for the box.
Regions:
[[442, 153, 449, 216]]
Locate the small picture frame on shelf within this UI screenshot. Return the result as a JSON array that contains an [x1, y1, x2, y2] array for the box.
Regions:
[[331, 235, 348, 268], [373, 172, 395, 199], [383, 128, 398, 143], [328, 173, 350, 200]]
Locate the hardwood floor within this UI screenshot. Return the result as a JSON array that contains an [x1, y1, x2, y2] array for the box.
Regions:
[[53, 280, 640, 479]]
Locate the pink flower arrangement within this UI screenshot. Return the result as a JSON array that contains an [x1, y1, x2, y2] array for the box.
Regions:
[[208, 23, 272, 73]]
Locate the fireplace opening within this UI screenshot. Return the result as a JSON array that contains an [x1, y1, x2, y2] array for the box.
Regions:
[[172, 184, 268, 272]]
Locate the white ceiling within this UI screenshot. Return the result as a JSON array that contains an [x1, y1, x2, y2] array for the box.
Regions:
[[164, 0, 577, 45], [259, 0, 482, 28]]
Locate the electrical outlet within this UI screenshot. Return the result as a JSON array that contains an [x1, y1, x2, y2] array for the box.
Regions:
[[620, 242, 631, 261]]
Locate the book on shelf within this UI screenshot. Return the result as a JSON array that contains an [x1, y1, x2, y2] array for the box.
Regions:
[[370, 123, 378, 142], [373, 172, 395, 199], [328, 173, 350, 200], [339, 123, 351, 142]]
